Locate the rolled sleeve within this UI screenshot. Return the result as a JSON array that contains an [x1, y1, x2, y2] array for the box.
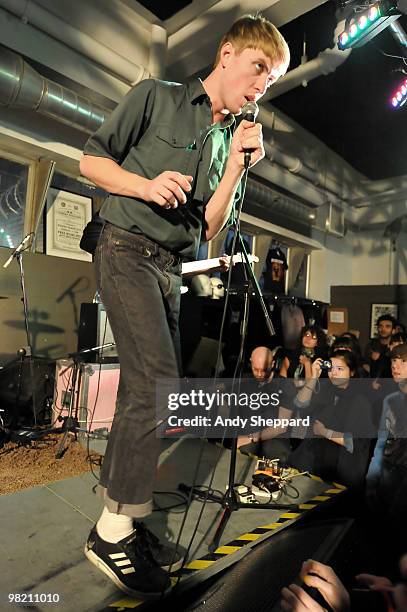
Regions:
[[83, 79, 157, 163]]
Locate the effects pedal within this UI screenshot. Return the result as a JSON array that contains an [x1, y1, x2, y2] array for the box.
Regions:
[[233, 484, 257, 504], [251, 458, 284, 502]]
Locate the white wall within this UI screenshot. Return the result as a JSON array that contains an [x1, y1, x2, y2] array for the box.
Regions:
[[308, 231, 353, 303], [307, 227, 407, 304], [351, 230, 407, 286]]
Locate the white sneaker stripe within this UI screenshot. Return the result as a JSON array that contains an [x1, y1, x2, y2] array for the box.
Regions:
[[109, 553, 126, 559], [121, 567, 136, 574], [115, 559, 132, 567]]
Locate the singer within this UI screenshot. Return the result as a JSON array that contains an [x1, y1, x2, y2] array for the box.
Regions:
[[79, 14, 289, 599]]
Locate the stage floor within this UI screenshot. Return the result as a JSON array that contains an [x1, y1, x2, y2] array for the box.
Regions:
[[0, 436, 346, 612]]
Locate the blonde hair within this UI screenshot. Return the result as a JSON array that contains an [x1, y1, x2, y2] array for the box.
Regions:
[[214, 14, 290, 71]]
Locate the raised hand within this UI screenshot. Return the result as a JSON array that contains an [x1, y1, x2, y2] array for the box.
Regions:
[[142, 171, 193, 209]]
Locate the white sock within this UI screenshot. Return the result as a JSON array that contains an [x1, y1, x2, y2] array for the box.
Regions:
[[96, 506, 134, 543]]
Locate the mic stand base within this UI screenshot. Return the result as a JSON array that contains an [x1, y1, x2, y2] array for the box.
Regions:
[[178, 478, 296, 553]]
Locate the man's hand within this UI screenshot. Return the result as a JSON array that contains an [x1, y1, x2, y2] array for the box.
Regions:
[[281, 583, 327, 611], [355, 572, 393, 591], [141, 171, 193, 209], [371, 351, 381, 361], [218, 254, 230, 272], [227, 120, 264, 171], [281, 560, 350, 612]]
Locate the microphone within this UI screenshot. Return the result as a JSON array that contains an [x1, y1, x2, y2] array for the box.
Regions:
[[242, 100, 259, 170], [3, 233, 33, 269]]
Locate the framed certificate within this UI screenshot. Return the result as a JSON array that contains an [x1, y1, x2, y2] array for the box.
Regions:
[[46, 188, 92, 262]]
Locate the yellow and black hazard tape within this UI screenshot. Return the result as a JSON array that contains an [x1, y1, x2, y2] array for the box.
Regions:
[[101, 476, 346, 610], [179, 476, 346, 575]]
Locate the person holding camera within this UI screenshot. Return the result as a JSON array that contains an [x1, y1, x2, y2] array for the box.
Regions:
[[279, 325, 328, 383], [289, 351, 374, 488]]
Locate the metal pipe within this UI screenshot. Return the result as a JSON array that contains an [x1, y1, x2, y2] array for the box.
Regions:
[[0, 45, 109, 133]]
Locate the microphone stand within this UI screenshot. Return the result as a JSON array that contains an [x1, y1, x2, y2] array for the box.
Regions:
[[180, 160, 294, 553], [4, 235, 39, 427]]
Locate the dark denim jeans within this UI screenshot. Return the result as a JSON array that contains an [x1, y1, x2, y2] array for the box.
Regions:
[[94, 222, 182, 517]]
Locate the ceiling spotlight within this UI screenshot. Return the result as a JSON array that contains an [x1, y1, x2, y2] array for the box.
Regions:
[[338, 1, 401, 50], [390, 77, 407, 107]]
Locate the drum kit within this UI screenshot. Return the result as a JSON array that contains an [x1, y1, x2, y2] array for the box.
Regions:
[[0, 234, 113, 456]]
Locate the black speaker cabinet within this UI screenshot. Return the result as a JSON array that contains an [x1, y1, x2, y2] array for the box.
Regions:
[[0, 357, 55, 427], [77, 303, 118, 362]]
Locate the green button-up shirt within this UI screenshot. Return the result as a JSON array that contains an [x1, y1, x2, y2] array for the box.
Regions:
[[83, 78, 236, 259]]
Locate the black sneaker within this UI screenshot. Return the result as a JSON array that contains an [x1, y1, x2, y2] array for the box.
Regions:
[[134, 522, 186, 572], [84, 527, 171, 599]]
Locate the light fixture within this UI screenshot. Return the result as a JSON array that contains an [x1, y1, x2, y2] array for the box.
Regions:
[[338, 1, 401, 49], [390, 77, 407, 107]]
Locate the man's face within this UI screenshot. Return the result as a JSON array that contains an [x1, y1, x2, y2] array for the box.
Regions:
[[378, 320, 393, 339], [220, 45, 286, 115], [251, 349, 273, 381], [391, 357, 407, 384]]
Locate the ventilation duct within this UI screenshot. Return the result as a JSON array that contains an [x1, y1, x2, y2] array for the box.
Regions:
[[245, 177, 316, 227], [0, 0, 150, 85], [0, 45, 109, 133]]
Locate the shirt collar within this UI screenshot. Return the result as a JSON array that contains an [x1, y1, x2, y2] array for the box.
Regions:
[[186, 78, 235, 129], [187, 78, 209, 103]]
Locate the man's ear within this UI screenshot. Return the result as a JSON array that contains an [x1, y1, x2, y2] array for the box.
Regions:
[[219, 41, 235, 68]]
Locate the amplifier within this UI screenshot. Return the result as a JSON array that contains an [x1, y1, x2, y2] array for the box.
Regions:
[[78, 303, 118, 362]]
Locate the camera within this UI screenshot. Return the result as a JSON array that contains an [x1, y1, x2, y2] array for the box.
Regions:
[[319, 359, 332, 371]]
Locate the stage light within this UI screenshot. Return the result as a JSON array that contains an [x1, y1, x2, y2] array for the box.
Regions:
[[359, 15, 368, 29], [338, 1, 401, 50], [390, 77, 407, 108], [369, 5, 380, 20], [340, 31, 349, 45]]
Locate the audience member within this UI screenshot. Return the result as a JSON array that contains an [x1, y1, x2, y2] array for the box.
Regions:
[[330, 334, 369, 377], [237, 345, 292, 462], [395, 321, 407, 335], [365, 314, 396, 379], [280, 325, 327, 382], [366, 344, 407, 530], [281, 556, 407, 612], [290, 351, 373, 488], [390, 332, 407, 351]]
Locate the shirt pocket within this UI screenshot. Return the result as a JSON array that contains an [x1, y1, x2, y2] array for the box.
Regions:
[[155, 125, 197, 175]]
